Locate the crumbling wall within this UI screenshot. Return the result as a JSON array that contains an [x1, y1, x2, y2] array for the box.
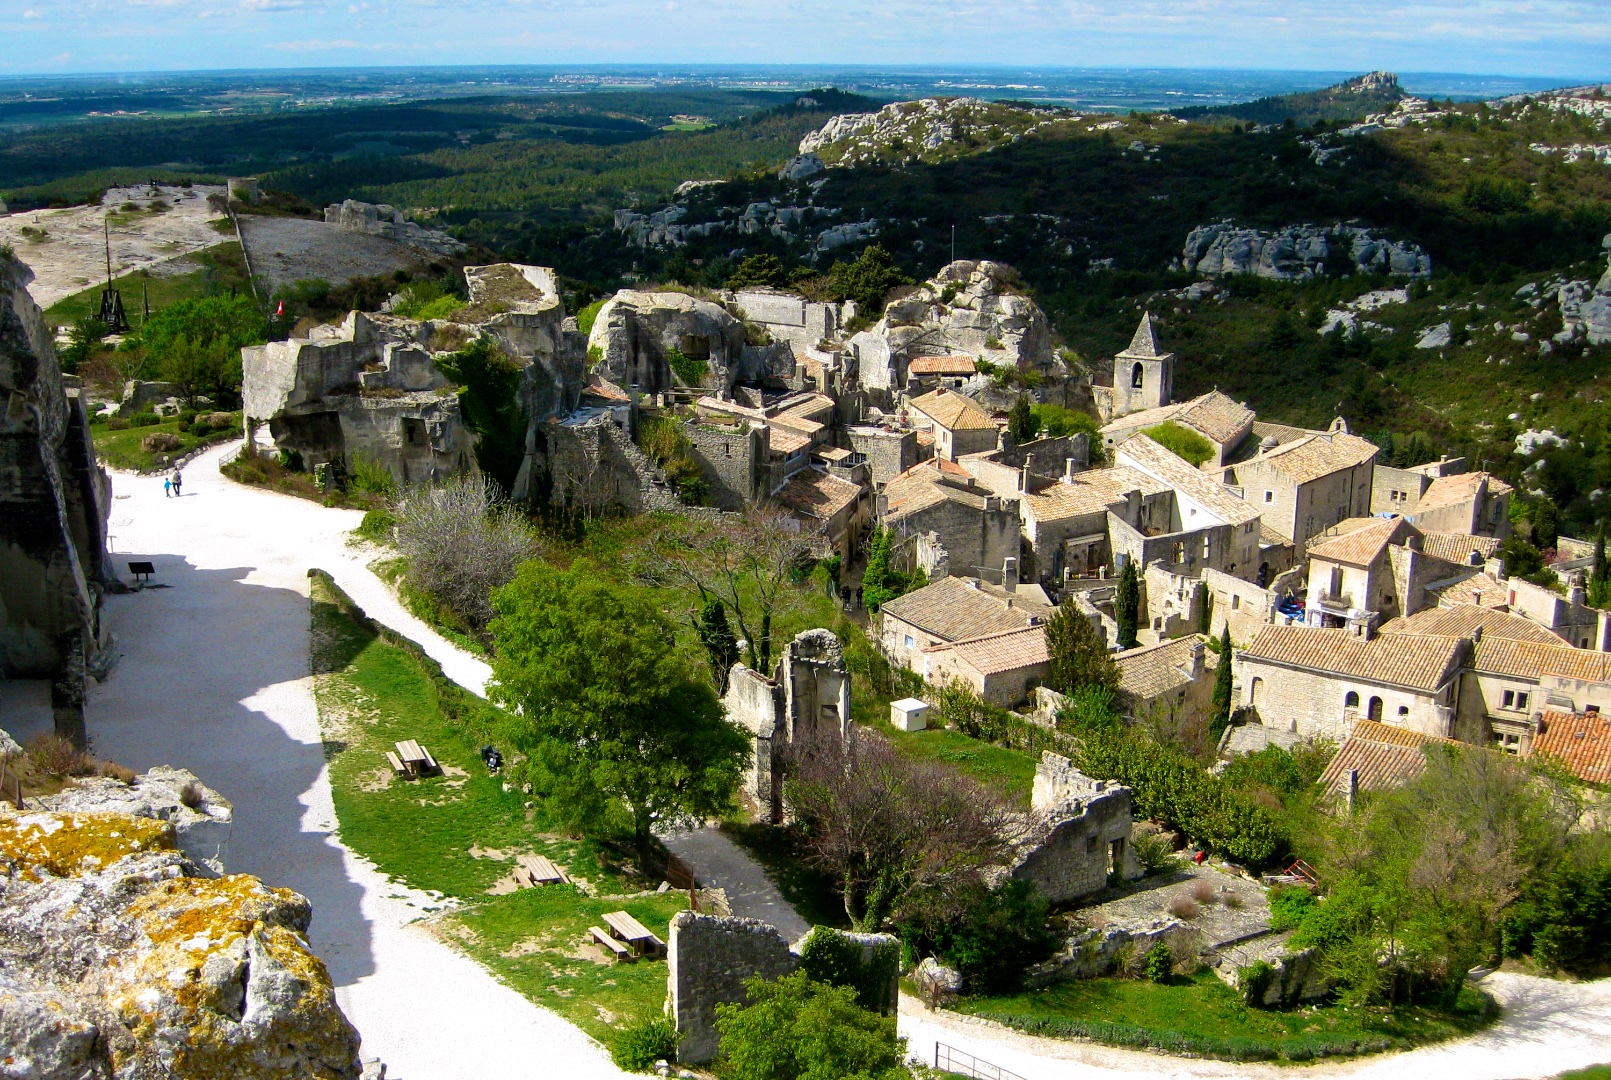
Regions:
[[1010, 753, 1140, 905], [522, 411, 682, 516], [325, 198, 466, 256], [682, 421, 765, 509], [0, 251, 111, 745], [669, 913, 799, 1064]]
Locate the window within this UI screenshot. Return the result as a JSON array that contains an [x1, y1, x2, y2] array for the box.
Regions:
[[1384, 594, 1395, 605], [1086, 835, 1100, 854], [1503, 689, 1529, 710], [1398, 706, 1409, 718], [1368, 696, 1384, 721], [1264, 490, 1274, 503], [903, 635, 915, 649], [1232, 595, 1242, 610], [1345, 691, 1360, 709]]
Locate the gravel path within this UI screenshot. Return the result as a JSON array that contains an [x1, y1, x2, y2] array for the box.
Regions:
[[8, 439, 623, 1080], [660, 825, 813, 943]]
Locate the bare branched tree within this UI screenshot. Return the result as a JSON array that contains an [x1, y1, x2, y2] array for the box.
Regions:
[[393, 474, 543, 631], [784, 729, 1017, 931], [636, 507, 820, 672]]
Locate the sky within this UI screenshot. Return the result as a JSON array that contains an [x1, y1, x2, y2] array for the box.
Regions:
[[3, 0, 1610, 81]]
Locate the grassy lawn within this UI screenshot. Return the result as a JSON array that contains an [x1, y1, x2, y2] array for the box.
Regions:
[[880, 724, 1038, 808], [309, 574, 685, 1048], [44, 241, 250, 329], [1559, 1069, 1611, 1080], [91, 413, 241, 471], [956, 969, 1497, 1062]]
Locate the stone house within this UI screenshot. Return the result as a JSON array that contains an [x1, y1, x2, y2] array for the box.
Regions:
[[905, 354, 978, 392], [956, 431, 1090, 500], [1098, 389, 1255, 468], [846, 423, 917, 488], [680, 420, 768, 509], [1202, 564, 1306, 644], [1093, 313, 1174, 423], [879, 575, 1051, 676], [1457, 636, 1611, 753], [722, 629, 851, 822], [1300, 516, 1469, 630], [1218, 421, 1378, 554], [905, 387, 998, 461], [1370, 455, 1466, 517], [1, 252, 113, 746], [1017, 463, 1166, 585], [1112, 634, 1215, 718], [729, 287, 848, 351], [1502, 573, 1611, 650], [1113, 434, 1263, 579], [1529, 710, 1611, 784], [1405, 471, 1513, 538], [879, 458, 1020, 583], [923, 624, 1049, 706], [1236, 624, 1469, 741], [1317, 720, 1463, 801], [1008, 753, 1140, 905], [772, 467, 868, 563]]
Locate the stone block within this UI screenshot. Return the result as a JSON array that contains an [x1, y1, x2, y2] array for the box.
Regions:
[[668, 912, 798, 1064]]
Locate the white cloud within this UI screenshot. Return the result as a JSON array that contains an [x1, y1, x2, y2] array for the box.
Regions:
[[22, 9, 41, 18], [239, 0, 302, 10]]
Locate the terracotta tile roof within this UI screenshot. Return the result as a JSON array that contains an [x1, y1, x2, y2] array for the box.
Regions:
[[1533, 710, 1611, 785], [769, 427, 812, 455], [1418, 532, 1502, 565], [1243, 431, 1379, 486], [909, 388, 997, 431], [1415, 471, 1514, 514], [908, 355, 978, 376], [930, 625, 1050, 676], [583, 372, 631, 403], [1307, 516, 1412, 567], [1116, 634, 1216, 703], [1251, 420, 1323, 446], [1380, 604, 1565, 645], [1471, 638, 1611, 683], [1318, 720, 1463, 798], [882, 461, 988, 522], [880, 577, 1041, 643], [774, 468, 862, 521], [1021, 465, 1167, 523], [779, 393, 836, 423], [1424, 570, 1509, 610], [1099, 400, 1188, 434], [1176, 391, 1256, 446], [1241, 626, 1468, 692], [1115, 434, 1261, 526], [815, 446, 853, 463]]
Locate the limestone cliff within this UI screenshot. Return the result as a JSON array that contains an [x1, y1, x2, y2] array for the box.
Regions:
[[1179, 222, 1431, 280], [0, 808, 360, 1080]]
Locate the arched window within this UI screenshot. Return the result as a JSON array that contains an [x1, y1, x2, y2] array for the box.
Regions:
[[1250, 677, 1263, 705], [1344, 691, 1360, 709], [1131, 362, 1145, 389], [1368, 696, 1384, 721]]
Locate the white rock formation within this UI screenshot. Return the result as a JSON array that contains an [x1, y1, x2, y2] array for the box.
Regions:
[[1416, 322, 1452, 349], [777, 153, 825, 182], [1180, 223, 1431, 280], [324, 199, 465, 257], [37, 765, 233, 873], [586, 290, 790, 396]]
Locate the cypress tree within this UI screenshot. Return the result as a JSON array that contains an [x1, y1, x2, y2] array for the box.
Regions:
[[1045, 599, 1120, 695], [1210, 625, 1235, 741], [1196, 581, 1212, 635], [1594, 525, 1607, 587], [697, 597, 740, 693], [1008, 396, 1036, 445], [1115, 559, 1140, 650]]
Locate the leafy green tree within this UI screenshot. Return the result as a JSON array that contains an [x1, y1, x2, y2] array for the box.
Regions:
[[60, 316, 106, 374], [727, 253, 786, 290], [134, 294, 267, 403], [1115, 559, 1141, 649], [1591, 525, 1610, 607], [489, 559, 750, 865], [1210, 625, 1235, 741], [437, 337, 529, 495], [895, 880, 1056, 994], [714, 972, 907, 1080], [1044, 598, 1118, 695], [1196, 582, 1213, 634], [161, 334, 237, 407], [1532, 500, 1560, 551], [1007, 395, 1036, 445], [697, 596, 740, 693], [825, 245, 911, 317], [861, 527, 910, 612]]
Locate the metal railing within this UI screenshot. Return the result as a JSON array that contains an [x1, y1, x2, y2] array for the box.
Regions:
[[934, 1042, 1024, 1080]]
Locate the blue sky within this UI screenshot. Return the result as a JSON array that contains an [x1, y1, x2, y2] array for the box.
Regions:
[[4, 1, 1609, 80]]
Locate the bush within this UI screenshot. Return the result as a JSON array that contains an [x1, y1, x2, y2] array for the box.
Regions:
[[1169, 896, 1201, 920], [798, 927, 900, 1012], [1267, 885, 1318, 932], [127, 411, 162, 427], [27, 733, 93, 777], [355, 509, 396, 543], [393, 475, 542, 631], [610, 1014, 680, 1072], [714, 971, 906, 1080], [665, 346, 708, 386], [1143, 421, 1215, 467], [1144, 942, 1173, 981], [575, 298, 607, 337], [1132, 832, 1179, 876], [895, 880, 1056, 994], [349, 452, 397, 498]]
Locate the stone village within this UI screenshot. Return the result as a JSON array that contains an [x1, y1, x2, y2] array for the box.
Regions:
[[5, 183, 1611, 1078]]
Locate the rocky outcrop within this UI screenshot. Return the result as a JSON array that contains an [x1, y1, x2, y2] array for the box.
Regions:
[[0, 251, 112, 747], [849, 260, 1054, 393], [1024, 918, 1193, 988], [324, 200, 465, 258], [1179, 223, 1431, 279], [798, 97, 1072, 167], [777, 153, 825, 182], [586, 290, 789, 396], [36, 766, 233, 874], [0, 808, 360, 1080]]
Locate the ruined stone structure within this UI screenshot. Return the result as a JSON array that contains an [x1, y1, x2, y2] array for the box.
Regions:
[[1008, 753, 1140, 904], [324, 198, 466, 257], [0, 806, 361, 1080], [587, 289, 791, 397], [0, 252, 112, 746], [722, 629, 851, 822], [667, 914, 898, 1064], [730, 288, 849, 351]]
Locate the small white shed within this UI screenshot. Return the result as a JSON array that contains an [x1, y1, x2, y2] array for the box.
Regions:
[[890, 697, 931, 732]]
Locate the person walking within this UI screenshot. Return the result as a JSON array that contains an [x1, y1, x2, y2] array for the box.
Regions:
[[171, 470, 183, 498], [163, 476, 172, 498]]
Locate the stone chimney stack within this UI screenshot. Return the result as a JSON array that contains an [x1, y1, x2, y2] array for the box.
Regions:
[[1002, 556, 1018, 593], [1189, 639, 1205, 677], [1065, 457, 1078, 482], [1570, 571, 1587, 608], [1486, 556, 1506, 580]]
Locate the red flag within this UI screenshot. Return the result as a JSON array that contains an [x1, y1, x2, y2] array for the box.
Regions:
[[275, 301, 285, 317]]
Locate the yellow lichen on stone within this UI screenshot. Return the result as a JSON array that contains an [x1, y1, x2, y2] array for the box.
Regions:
[[0, 810, 174, 876]]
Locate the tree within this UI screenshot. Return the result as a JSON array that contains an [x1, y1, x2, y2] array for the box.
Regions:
[[1044, 598, 1118, 695], [726, 253, 786, 290], [1115, 559, 1140, 649], [161, 333, 234, 407], [436, 337, 529, 495], [697, 597, 740, 694], [393, 475, 542, 632], [489, 559, 751, 866], [860, 526, 911, 613], [1007, 395, 1035, 445], [1196, 582, 1213, 634], [1591, 525, 1609, 607], [1532, 499, 1560, 552], [714, 972, 907, 1080], [60, 316, 106, 375], [785, 730, 1014, 931], [134, 294, 267, 404], [825, 245, 911, 316], [1210, 625, 1235, 741]]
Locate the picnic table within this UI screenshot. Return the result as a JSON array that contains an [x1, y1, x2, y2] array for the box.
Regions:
[[386, 740, 438, 780], [512, 854, 569, 889], [600, 910, 665, 958]]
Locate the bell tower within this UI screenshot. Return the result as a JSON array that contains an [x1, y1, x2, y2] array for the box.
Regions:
[[1111, 312, 1174, 418]]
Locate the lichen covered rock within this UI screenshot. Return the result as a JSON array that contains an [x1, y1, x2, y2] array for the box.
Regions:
[[0, 809, 360, 1080]]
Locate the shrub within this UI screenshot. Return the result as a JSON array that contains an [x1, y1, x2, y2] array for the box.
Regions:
[[27, 733, 93, 777], [665, 346, 708, 386], [1143, 421, 1215, 467], [349, 452, 398, 498], [95, 759, 137, 784], [1190, 879, 1217, 904], [127, 411, 162, 427], [394, 475, 542, 631], [106, 417, 131, 430], [798, 927, 901, 1012], [1144, 942, 1173, 981], [895, 880, 1056, 995], [1132, 832, 1178, 876], [355, 509, 396, 543], [576, 298, 607, 338], [714, 971, 906, 1080], [610, 1014, 680, 1072], [1238, 960, 1276, 1006], [1169, 896, 1200, 920], [141, 432, 182, 453], [1268, 885, 1318, 932], [179, 781, 205, 809]]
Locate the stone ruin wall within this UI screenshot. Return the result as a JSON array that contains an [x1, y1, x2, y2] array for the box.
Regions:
[[1010, 753, 1141, 905], [681, 421, 765, 510]]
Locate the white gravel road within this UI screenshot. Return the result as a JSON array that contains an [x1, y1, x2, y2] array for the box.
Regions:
[[8, 435, 1605, 1080]]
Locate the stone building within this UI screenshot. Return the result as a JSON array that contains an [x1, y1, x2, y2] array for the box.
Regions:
[[906, 387, 998, 461], [1112, 434, 1263, 578], [1219, 420, 1378, 553], [923, 624, 1049, 707], [1112, 634, 1214, 718], [1, 252, 112, 745], [1017, 464, 1165, 585], [846, 423, 917, 488], [1405, 471, 1513, 539], [1370, 455, 1466, 517], [1098, 389, 1254, 467], [1094, 313, 1174, 423], [879, 575, 1051, 676], [1007, 753, 1140, 905], [773, 468, 868, 562], [722, 629, 851, 822], [879, 458, 1021, 583], [729, 287, 849, 351]]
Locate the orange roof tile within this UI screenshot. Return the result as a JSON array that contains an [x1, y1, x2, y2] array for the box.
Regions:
[[1471, 639, 1611, 683], [1380, 604, 1564, 645], [769, 428, 811, 455], [1241, 626, 1468, 692], [1318, 720, 1463, 798], [930, 625, 1050, 676], [1533, 710, 1611, 785], [881, 577, 1042, 642], [1115, 434, 1261, 526], [774, 468, 862, 521], [909, 388, 998, 431], [1418, 532, 1502, 566], [1115, 635, 1215, 703], [1243, 431, 1379, 486], [908, 355, 978, 376], [1415, 471, 1514, 514], [1307, 516, 1411, 567]]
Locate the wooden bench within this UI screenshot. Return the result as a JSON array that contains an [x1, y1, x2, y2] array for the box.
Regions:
[[589, 926, 636, 962], [601, 910, 665, 958], [512, 865, 535, 889], [385, 751, 408, 777], [393, 740, 438, 779], [517, 854, 569, 886]]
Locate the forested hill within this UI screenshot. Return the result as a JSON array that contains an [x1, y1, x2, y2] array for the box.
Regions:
[[1173, 71, 1408, 126]]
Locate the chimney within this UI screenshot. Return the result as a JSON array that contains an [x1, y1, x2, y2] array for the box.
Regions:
[[1189, 639, 1205, 677], [1405, 533, 1421, 552], [1472, 625, 1484, 644], [1065, 457, 1078, 482], [1345, 768, 1360, 812], [1468, 550, 1483, 566], [1003, 556, 1018, 593], [1020, 453, 1035, 493], [1486, 556, 1506, 581], [1472, 588, 1483, 606]]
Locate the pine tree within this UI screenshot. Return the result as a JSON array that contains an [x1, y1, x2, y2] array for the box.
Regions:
[[1115, 559, 1140, 649], [1210, 625, 1235, 741], [1008, 396, 1036, 445], [1534, 500, 1560, 552], [697, 597, 740, 693], [1045, 598, 1120, 695]]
